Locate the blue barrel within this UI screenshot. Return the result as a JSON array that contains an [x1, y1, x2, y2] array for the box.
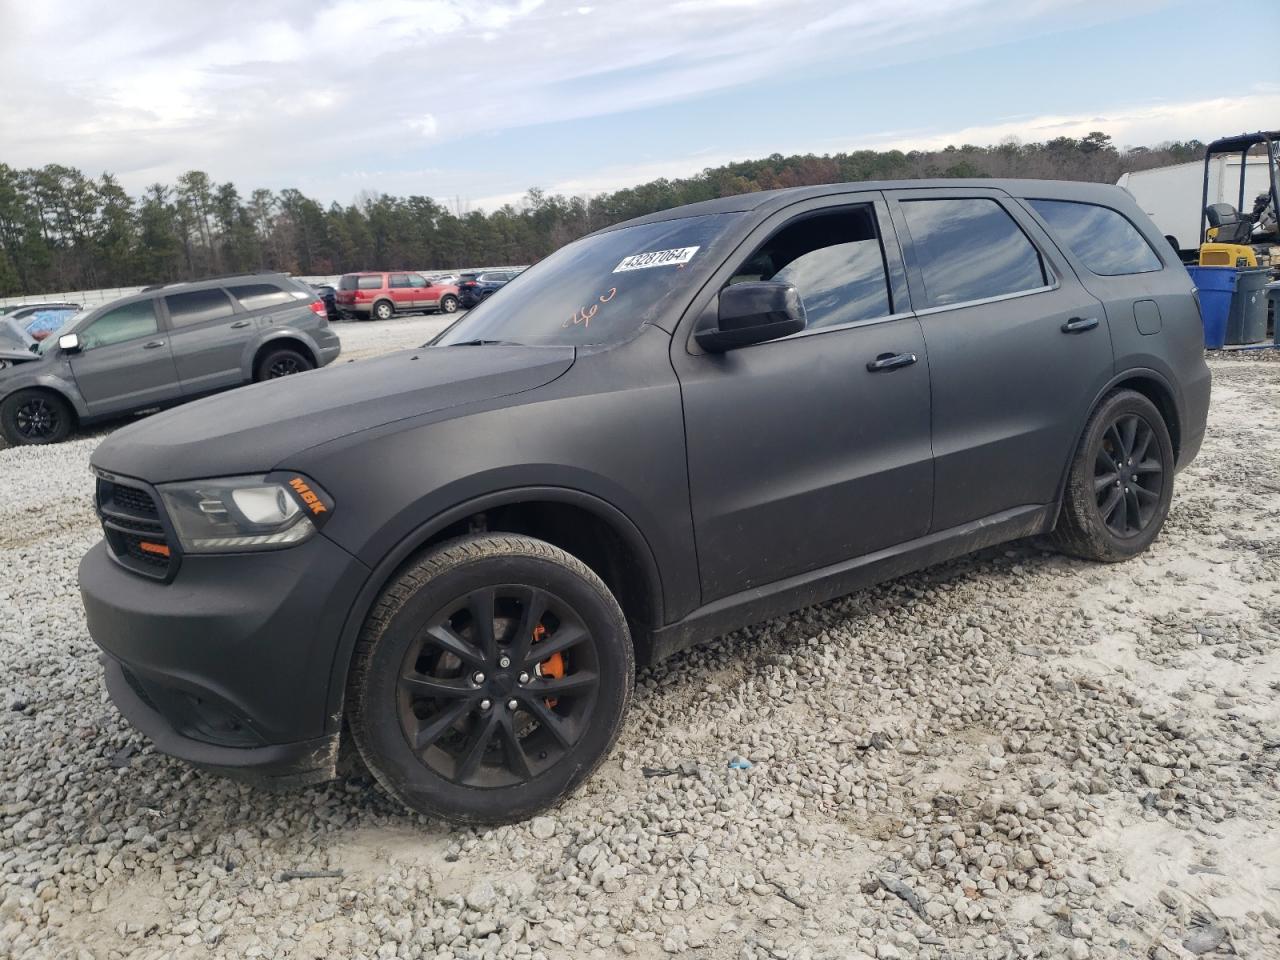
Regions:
[[1187, 266, 1236, 349]]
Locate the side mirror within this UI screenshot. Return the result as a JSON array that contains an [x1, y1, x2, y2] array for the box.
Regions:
[[57, 333, 81, 353], [695, 281, 806, 353]]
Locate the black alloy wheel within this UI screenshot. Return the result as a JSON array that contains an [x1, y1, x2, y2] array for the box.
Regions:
[[15, 395, 61, 441], [1052, 388, 1174, 562], [347, 534, 634, 823], [267, 354, 303, 378], [398, 584, 599, 787], [1092, 413, 1165, 538], [1, 389, 73, 445]]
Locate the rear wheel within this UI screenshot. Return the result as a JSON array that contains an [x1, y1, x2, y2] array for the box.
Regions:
[[347, 534, 634, 824], [439, 295, 459, 314], [254, 346, 314, 382], [1052, 389, 1174, 562], [373, 300, 394, 321], [0, 389, 73, 445]]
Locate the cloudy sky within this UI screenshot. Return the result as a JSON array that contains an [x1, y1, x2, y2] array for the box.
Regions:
[[1, 0, 1276, 209]]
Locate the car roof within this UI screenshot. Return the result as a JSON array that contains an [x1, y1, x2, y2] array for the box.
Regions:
[[141, 272, 295, 293], [595, 178, 1140, 234]]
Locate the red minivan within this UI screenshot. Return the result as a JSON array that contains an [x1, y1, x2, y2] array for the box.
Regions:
[[335, 272, 461, 321]]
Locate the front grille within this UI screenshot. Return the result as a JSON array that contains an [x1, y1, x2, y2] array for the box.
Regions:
[[95, 476, 177, 580]]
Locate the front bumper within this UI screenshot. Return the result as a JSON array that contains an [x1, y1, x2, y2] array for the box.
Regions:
[[80, 534, 370, 782]]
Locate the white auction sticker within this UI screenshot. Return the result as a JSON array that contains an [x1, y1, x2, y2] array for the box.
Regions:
[[613, 245, 700, 273]]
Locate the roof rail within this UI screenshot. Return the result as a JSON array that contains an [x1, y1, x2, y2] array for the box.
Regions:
[[139, 270, 288, 293]]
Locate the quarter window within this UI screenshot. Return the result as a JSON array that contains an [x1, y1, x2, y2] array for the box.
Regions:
[[227, 283, 294, 311], [900, 198, 1046, 307], [165, 289, 236, 328], [725, 206, 892, 332], [357, 275, 384, 290], [80, 300, 159, 349], [1028, 199, 1162, 276]]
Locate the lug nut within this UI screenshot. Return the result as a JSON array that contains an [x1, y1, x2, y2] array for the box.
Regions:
[[507, 698, 519, 711], [472, 671, 485, 684], [479, 698, 492, 711], [498, 655, 511, 668], [518, 672, 530, 685]]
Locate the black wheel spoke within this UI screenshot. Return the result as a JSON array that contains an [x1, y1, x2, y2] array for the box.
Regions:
[[508, 586, 548, 666], [1118, 416, 1137, 458], [1133, 484, 1159, 503], [1105, 424, 1126, 461], [498, 715, 533, 779], [530, 670, 598, 698], [414, 698, 473, 751], [467, 588, 497, 661], [1094, 472, 1119, 493], [1098, 485, 1123, 521], [454, 711, 500, 782], [1114, 486, 1129, 532], [521, 696, 574, 748], [522, 623, 588, 667], [1134, 458, 1163, 475], [1131, 426, 1153, 465], [400, 672, 475, 698], [423, 623, 486, 668]]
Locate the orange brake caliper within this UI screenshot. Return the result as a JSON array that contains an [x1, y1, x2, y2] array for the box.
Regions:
[[532, 623, 565, 708]]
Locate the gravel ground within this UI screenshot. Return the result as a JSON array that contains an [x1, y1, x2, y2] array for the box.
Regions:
[[1, 340, 1278, 960]]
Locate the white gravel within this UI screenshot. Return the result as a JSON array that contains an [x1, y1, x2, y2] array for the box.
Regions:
[[1, 344, 1278, 960]]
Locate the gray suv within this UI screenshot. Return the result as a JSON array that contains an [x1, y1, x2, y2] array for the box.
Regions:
[[0, 274, 341, 445]]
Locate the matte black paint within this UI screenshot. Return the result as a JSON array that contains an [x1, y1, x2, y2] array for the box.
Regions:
[[80, 178, 1211, 781]]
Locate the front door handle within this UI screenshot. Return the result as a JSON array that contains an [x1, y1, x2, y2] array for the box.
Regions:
[[143, 340, 166, 349], [867, 352, 918, 372], [1061, 316, 1099, 333], [230, 320, 251, 329]]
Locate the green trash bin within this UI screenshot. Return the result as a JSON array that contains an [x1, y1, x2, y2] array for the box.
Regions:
[[1267, 281, 1280, 344], [1225, 267, 1271, 344]]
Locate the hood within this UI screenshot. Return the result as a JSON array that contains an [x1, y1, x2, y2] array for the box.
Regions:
[[0, 317, 36, 353], [92, 344, 575, 483]]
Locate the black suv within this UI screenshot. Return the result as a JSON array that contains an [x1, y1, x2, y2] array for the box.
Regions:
[[79, 181, 1210, 823], [0, 274, 339, 445]]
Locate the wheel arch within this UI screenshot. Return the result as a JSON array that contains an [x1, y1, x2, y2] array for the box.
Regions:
[[250, 334, 317, 376], [322, 486, 665, 732], [1, 380, 84, 425], [1053, 367, 1182, 512]]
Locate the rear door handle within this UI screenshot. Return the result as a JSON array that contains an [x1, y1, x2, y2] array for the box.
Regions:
[[143, 340, 166, 349], [1061, 316, 1099, 333], [230, 320, 251, 329], [867, 352, 918, 372]]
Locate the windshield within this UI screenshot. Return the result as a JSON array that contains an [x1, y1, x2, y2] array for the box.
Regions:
[[436, 213, 744, 347], [36, 310, 89, 354]]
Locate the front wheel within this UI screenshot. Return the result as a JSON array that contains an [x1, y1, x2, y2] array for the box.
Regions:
[[347, 534, 634, 824], [1052, 389, 1174, 562], [1, 389, 74, 445], [439, 295, 459, 314]]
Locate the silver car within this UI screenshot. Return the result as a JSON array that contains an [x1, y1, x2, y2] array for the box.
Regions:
[[0, 274, 341, 445]]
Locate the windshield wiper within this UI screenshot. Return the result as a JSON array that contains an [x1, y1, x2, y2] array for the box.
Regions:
[[444, 339, 522, 347]]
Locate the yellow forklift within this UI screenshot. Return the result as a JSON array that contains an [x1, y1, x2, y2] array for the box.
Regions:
[[1198, 130, 1280, 269]]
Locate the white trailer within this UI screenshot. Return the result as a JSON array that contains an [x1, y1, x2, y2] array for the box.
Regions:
[[1117, 156, 1273, 255]]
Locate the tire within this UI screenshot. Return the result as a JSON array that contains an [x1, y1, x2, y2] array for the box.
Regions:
[[0, 389, 74, 445], [439, 295, 459, 314], [372, 300, 394, 321], [254, 346, 315, 382], [1052, 389, 1175, 562], [347, 534, 634, 824]]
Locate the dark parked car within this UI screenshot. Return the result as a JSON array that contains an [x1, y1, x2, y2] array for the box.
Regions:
[[80, 180, 1209, 824], [334, 271, 461, 320], [0, 274, 340, 445], [0, 302, 81, 340], [458, 270, 520, 308], [310, 284, 339, 322]]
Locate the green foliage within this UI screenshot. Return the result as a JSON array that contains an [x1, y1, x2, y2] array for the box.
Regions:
[[0, 135, 1201, 296]]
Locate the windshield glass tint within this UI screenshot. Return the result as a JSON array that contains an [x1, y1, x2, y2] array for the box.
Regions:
[[436, 213, 744, 347]]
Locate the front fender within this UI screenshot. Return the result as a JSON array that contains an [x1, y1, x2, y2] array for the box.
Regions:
[[0, 364, 88, 419]]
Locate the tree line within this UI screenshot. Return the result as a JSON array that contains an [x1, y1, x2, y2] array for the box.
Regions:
[[0, 132, 1202, 296]]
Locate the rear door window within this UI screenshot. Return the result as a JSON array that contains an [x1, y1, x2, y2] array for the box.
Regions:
[[357, 276, 384, 290], [165, 288, 237, 328], [226, 283, 294, 311], [388, 274, 410, 288], [1027, 199, 1162, 275], [899, 198, 1046, 307], [80, 300, 159, 349]]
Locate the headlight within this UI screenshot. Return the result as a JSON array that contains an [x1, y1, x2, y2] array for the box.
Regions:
[[158, 474, 331, 553]]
